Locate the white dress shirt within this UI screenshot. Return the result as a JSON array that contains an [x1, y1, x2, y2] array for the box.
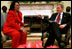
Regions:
[[54, 12, 63, 24]]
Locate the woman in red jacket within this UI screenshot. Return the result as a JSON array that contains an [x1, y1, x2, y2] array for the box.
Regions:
[[3, 1, 27, 48]]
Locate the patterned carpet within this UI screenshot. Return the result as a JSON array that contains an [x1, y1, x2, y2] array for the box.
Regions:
[[2, 34, 71, 48]]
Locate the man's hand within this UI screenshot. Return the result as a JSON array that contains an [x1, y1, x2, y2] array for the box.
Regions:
[[49, 20, 54, 23], [59, 24, 67, 29], [38, 14, 44, 19]]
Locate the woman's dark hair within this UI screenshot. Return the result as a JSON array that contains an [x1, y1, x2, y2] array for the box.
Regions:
[[9, 1, 19, 11]]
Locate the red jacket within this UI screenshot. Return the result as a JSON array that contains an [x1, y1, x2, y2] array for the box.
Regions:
[[3, 10, 24, 34]]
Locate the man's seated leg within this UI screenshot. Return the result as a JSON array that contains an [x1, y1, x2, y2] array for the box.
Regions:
[[44, 31, 56, 48], [41, 26, 50, 41], [50, 22, 65, 48]]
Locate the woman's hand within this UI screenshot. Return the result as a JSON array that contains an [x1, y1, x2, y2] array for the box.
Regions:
[[20, 27, 27, 34], [23, 29, 27, 34], [24, 24, 28, 26]]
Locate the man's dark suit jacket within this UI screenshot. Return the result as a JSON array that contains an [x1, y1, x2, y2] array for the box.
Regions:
[[50, 12, 71, 27], [39, 12, 71, 33]]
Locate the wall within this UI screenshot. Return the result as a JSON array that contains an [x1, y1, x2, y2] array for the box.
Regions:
[[62, 1, 71, 14], [1, 1, 11, 13], [1, 1, 71, 14]]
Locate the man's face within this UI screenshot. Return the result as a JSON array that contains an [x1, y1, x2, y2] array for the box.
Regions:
[[57, 5, 63, 13]]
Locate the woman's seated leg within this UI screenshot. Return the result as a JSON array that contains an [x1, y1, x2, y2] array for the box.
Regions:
[[7, 29, 21, 48]]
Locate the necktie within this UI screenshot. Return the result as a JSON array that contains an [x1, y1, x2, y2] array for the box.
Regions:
[[56, 13, 60, 24]]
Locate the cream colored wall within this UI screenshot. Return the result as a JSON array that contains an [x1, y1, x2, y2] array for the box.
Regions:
[[1, 1, 11, 13], [62, 1, 71, 14], [1, 1, 71, 14], [53, 1, 71, 14]]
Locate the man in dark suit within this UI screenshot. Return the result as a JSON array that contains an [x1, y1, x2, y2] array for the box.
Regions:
[[38, 4, 71, 48]]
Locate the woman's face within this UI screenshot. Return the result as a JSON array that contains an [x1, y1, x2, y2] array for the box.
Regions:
[[14, 2, 19, 12]]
